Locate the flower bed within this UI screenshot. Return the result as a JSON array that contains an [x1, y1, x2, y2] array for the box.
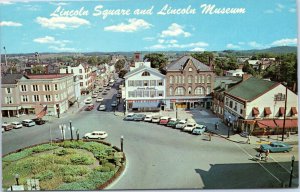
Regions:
[[2, 140, 125, 190]]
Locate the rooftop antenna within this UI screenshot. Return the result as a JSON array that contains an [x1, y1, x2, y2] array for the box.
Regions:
[[3, 46, 8, 66]]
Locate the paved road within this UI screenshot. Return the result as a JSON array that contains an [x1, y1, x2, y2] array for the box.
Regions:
[[2, 80, 298, 189]]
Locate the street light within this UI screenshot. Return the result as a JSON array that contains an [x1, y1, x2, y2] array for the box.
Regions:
[[14, 174, 19, 185], [282, 82, 288, 141], [175, 105, 178, 119], [69, 120, 74, 140], [289, 155, 295, 187], [59, 124, 66, 141], [120, 135, 124, 152], [228, 116, 231, 138]]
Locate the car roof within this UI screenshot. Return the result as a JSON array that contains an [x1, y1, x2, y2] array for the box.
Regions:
[[22, 119, 33, 121], [160, 116, 169, 119], [92, 131, 106, 134], [179, 120, 186, 123], [169, 118, 177, 121], [11, 122, 21, 124], [145, 115, 152, 117], [271, 142, 288, 145]]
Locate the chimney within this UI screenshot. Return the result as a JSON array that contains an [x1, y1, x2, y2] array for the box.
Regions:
[[134, 52, 141, 62], [242, 73, 252, 81]]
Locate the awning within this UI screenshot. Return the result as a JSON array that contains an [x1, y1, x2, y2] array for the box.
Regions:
[[274, 119, 298, 128], [252, 107, 259, 116], [279, 107, 285, 116], [264, 107, 272, 116], [256, 120, 277, 128], [68, 97, 77, 104], [132, 102, 160, 108], [291, 107, 298, 115]]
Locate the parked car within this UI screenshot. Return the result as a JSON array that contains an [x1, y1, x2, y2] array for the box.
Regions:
[[167, 118, 180, 127], [106, 87, 111, 90], [260, 142, 293, 153], [151, 115, 161, 123], [11, 121, 23, 129], [85, 104, 94, 111], [102, 91, 108, 95], [144, 115, 153, 122], [133, 114, 146, 121], [98, 104, 106, 111], [84, 97, 92, 104], [22, 119, 36, 127], [175, 120, 187, 129], [84, 131, 108, 139], [92, 93, 98, 98], [2, 123, 13, 131], [111, 101, 118, 107], [183, 122, 197, 132], [96, 97, 104, 102], [124, 113, 136, 121], [159, 116, 171, 125], [32, 118, 46, 125], [98, 88, 103, 92], [192, 124, 207, 135], [117, 93, 122, 98]]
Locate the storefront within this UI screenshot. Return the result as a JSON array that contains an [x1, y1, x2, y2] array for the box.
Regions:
[[168, 98, 212, 110], [127, 100, 163, 112]]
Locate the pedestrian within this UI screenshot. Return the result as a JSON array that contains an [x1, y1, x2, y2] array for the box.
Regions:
[[256, 152, 263, 161], [208, 132, 212, 141], [247, 135, 251, 144], [265, 149, 270, 161], [215, 122, 219, 130]]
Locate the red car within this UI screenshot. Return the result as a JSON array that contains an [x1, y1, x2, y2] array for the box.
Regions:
[[85, 104, 94, 111], [159, 116, 171, 125]]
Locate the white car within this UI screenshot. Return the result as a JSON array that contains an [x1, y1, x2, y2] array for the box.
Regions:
[[151, 116, 161, 123], [175, 120, 187, 129], [92, 94, 98, 98], [84, 97, 92, 104], [98, 105, 106, 111], [144, 115, 152, 122], [11, 122, 23, 129], [84, 131, 108, 139], [183, 122, 197, 132], [96, 97, 104, 102]]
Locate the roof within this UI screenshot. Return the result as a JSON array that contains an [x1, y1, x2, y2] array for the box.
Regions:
[[124, 65, 164, 79], [166, 56, 211, 71], [226, 77, 279, 101], [1, 73, 25, 84], [247, 60, 260, 65], [26, 74, 72, 79]]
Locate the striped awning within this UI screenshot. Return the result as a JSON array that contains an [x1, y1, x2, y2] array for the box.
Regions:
[[252, 107, 259, 116], [264, 107, 272, 116], [291, 107, 298, 115]]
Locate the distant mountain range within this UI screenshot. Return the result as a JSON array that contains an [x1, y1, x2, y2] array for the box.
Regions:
[[223, 46, 297, 55]]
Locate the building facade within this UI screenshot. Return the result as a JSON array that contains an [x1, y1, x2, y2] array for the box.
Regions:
[[124, 62, 165, 112], [165, 56, 215, 110]]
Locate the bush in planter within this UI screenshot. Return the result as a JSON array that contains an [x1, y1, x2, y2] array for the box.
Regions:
[[70, 154, 94, 165], [56, 149, 68, 156], [60, 165, 90, 176], [35, 170, 54, 181], [31, 144, 58, 153], [104, 162, 115, 171], [63, 175, 79, 183]]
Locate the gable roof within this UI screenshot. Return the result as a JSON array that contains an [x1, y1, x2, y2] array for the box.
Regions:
[[124, 65, 164, 79], [1, 73, 25, 84], [247, 60, 260, 65], [226, 77, 279, 101], [166, 56, 211, 71]]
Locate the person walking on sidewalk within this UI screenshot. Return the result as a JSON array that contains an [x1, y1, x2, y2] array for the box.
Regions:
[[208, 132, 212, 141], [265, 149, 270, 162], [247, 135, 251, 144], [215, 122, 219, 130]]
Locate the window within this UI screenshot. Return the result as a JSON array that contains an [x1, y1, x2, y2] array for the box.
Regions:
[[150, 80, 156, 86], [79, 69, 82, 73], [229, 101, 233, 108], [225, 98, 229, 106], [21, 85, 27, 92], [54, 84, 58, 90], [150, 90, 156, 97], [71, 69, 74, 73], [178, 76, 182, 84], [128, 80, 134, 87], [142, 71, 150, 76], [158, 91, 164, 97], [201, 75, 205, 83], [80, 82, 83, 86], [194, 76, 197, 83], [175, 76, 178, 84], [240, 109, 243, 115], [188, 67, 193, 72], [169, 76, 174, 84], [144, 80, 149, 86], [44, 84, 50, 91], [195, 87, 205, 95], [33, 95, 40, 102], [21, 95, 28, 102], [136, 90, 143, 97], [5, 96, 12, 104], [207, 75, 211, 83], [169, 87, 173, 96], [206, 87, 211, 95], [128, 91, 135, 97], [45, 95, 51, 101], [158, 80, 163, 86], [55, 94, 59, 101], [188, 76, 192, 84], [79, 75, 83, 80], [32, 85, 39, 91], [188, 87, 192, 94], [175, 87, 185, 96], [6, 88, 11, 94], [144, 90, 150, 97]]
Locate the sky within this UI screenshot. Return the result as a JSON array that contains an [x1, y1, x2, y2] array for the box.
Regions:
[[0, 0, 298, 54]]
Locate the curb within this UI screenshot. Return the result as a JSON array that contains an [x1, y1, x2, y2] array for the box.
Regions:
[[209, 130, 248, 144]]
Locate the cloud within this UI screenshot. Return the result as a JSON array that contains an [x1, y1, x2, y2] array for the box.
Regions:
[[248, 41, 264, 48], [289, 8, 296, 13], [0, 21, 22, 27], [104, 18, 152, 32], [49, 46, 76, 52], [226, 44, 240, 49], [33, 36, 70, 46], [143, 37, 155, 41], [146, 41, 208, 50], [238, 42, 245, 45], [264, 10, 274, 14], [160, 23, 191, 38], [271, 38, 297, 46], [0, 1, 14, 4], [190, 47, 205, 52], [36, 16, 90, 29]]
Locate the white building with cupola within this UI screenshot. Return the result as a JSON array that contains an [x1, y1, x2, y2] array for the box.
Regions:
[[124, 61, 166, 112]]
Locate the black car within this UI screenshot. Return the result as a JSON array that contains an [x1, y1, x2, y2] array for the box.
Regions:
[[133, 114, 146, 121], [31, 118, 46, 125]]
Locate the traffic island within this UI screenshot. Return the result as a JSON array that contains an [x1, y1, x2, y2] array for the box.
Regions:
[[2, 140, 126, 190]]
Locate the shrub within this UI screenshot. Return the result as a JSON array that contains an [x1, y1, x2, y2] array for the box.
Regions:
[[56, 149, 68, 156], [58, 141, 85, 149], [31, 144, 58, 153], [3, 149, 32, 162], [35, 170, 54, 181], [70, 154, 94, 165], [60, 165, 90, 177], [104, 162, 115, 171], [62, 175, 78, 183]]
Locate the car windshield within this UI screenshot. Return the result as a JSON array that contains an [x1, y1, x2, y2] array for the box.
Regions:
[[178, 122, 185, 124], [187, 124, 193, 127]]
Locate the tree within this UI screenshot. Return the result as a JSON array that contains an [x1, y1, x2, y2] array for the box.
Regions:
[[31, 65, 45, 74], [115, 59, 125, 72], [143, 53, 167, 71], [191, 51, 214, 65], [88, 56, 98, 66], [242, 63, 256, 76], [118, 69, 128, 78]]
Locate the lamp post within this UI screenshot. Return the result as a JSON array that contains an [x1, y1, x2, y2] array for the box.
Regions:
[[120, 135, 124, 152], [228, 116, 231, 138], [289, 155, 295, 187], [175, 104, 178, 119], [69, 120, 74, 140], [59, 124, 66, 141], [282, 82, 288, 141], [14, 174, 19, 185]]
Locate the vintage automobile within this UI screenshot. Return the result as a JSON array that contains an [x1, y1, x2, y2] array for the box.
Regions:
[[98, 104, 106, 111], [183, 122, 197, 132], [192, 124, 207, 135], [22, 119, 36, 127], [96, 97, 104, 102], [11, 121, 23, 129], [84, 131, 108, 139], [260, 142, 293, 153], [124, 113, 136, 121], [166, 118, 180, 127], [175, 120, 187, 129], [111, 101, 118, 107], [151, 115, 161, 123], [2, 123, 13, 131], [85, 104, 94, 111], [159, 116, 171, 125], [133, 114, 146, 121], [84, 97, 92, 104], [31, 118, 46, 125], [144, 115, 153, 122]]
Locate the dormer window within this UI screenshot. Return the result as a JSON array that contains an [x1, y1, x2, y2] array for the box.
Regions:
[[189, 67, 192, 72], [142, 71, 150, 76]]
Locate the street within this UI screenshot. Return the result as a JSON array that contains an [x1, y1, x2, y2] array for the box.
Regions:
[[2, 80, 298, 189]]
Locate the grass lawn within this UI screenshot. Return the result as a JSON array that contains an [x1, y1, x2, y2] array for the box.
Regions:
[[2, 141, 124, 190]]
